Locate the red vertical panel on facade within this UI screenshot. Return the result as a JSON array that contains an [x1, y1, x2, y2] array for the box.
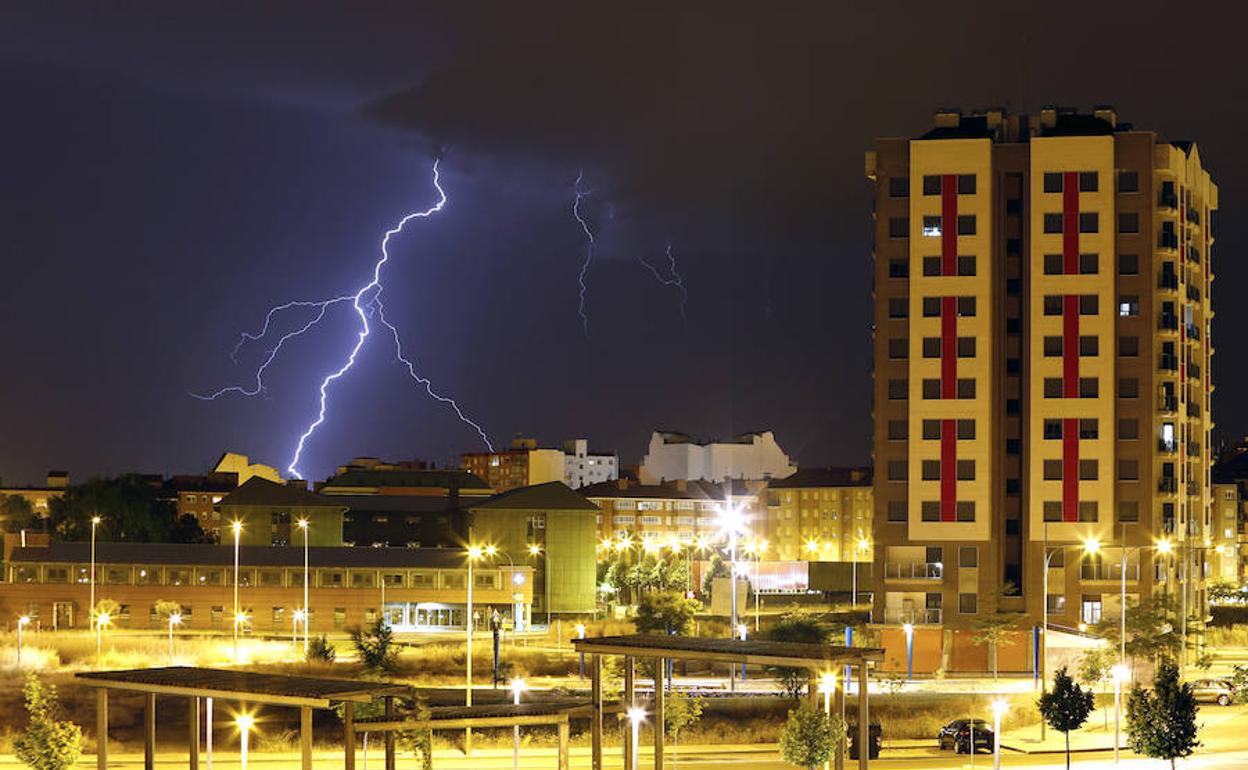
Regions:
[[941, 419, 957, 522], [942, 175, 958, 276], [1063, 419, 1079, 522], [1063, 296, 1079, 397], [1062, 171, 1079, 275], [941, 296, 957, 399]]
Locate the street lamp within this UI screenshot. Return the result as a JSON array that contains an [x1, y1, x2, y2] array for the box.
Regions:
[[89, 515, 101, 632], [818, 672, 837, 770], [717, 502, 748, 639], [17, 615, 30, 667], [902, 622, 914, 680], [509, 678, 527, 770], [231, 520, 243, 662], [991, 699, 1008, 770], [575, 622, 587, 680], [96, 611, 111, 667], [235, 713, 256, 770], [292, 609, 306, 647], [853, 536, 870, 606], [1111, 663, 1128, 766], [626, 707, 646, 770], [465, 544, 484, 754], [168, 611, 182, 662], [296, 518, 310, 656]]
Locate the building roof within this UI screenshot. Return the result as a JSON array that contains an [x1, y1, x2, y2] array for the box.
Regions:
[[332, 494, 466, 514], [579, 479, 725, 501], [320, 468, 490, 491], [767, 467, 872, 489], [654, 430, 768, 446], [9, 542, 497, 569], [219, 477, 344, 508], [471, 481, 600, 512], [78, 667, 409, 707]]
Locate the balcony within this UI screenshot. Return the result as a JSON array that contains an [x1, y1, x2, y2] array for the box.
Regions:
[[1187, 246, 1201, 265], [883, 607, 942, 625], [1186, 325, 1201, 341], [1158, 272, 1179, 291], [1188, 402, 1202, 418], [1159, 477, 1178, 494], [884, 561, 943, 581], [1187, 285, 1202, 302], [1189, 363, 1202, 380], [1159, 232, 1179, 250], [1187, 441, 1201, 456], [1158, 439, 1177, 454], [1188, 207, 1201, 225], [1159, 314, 1179, 332], [1159, 192, 1178, 209], [1159, 394, 1178, 413], [1159, 354, 1178, 372], [1080, 564, 1140, 582], [1187, 480, 1202, 497]]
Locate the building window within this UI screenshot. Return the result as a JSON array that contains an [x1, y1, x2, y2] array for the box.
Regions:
[[1043, 213, 1064, 233], [1118, 418, 1139, 440], [1078, 502, 1098, 522], [1047, 594, 1066, 614], [957, 379, 976, 399], [922, 256, 941, 276], [1080, 253, 1098, 274], [1118, 212, 1140, 233], [920, 501, 940, 522], [1118, 171, 1139, 193], [334, 608, 347, 630], [956, 460, 975, 480], [921, 460, 941, 481], [1044, 460, 1063, 480], [1044, 254, 1063, 274], [1043, 336, 1063, 357], [888, 177, 909, 198], [1079, 378, 1098, 398], [1079, 212, 1098, 233], [956, 215, 976, 235], [1119, 254, 1139, 275], [922, 297, 941, 316], [958, 296, 976, 316], [1043, 295, 1063, 315], [887, 379, 908, 400], [1120, 336, 1139, 357], [957, 337, 976, 357], [1119, 378, 1139, 398], [957, 174, 976, 194], [922, 379, 941, 399], [959, 593, 979, 614], [1043, 378, 1063, 398], [1118, 501, 1140, 522], [1079, 172, 1098, 192], [956, 502, 975, 522], [1080, 295, 1098, 315], [1079, 335, 1098, 357], [888, 217, 908, 238], [922, 175, 942, 195], [887, 501, 907, 522], [959, 547, 979, 568], [887, 461, 907, 481], [888, 298, 908, 318], [921, 338, 941, 358], [888, 258, 908, 278], [957, 419, 975, 439], [1118, 295, 1139, 316], [887, 420, 907, 440], [1081, 597, 1102, 625], [922, 216, 942, 236], [1079, 460, 1099, 480], [888, 337, 908, 359], [1119, 460, 1140, 481], [958, 255, 976, 276], [1043, 173, 1063, 193], [1044, 419, 1063, 439], [921, 420, 941, 440], [1043, 502, 1063, 522]]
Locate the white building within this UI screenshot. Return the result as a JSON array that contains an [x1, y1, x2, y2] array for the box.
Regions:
[[563, 439, 618, 489], [638, 430, 797, 484]]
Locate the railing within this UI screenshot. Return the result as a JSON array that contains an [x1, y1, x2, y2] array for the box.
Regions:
[[1159, 314, 1178, 331], [883, 607, 942, 625], [1188, 402, 1202, 418], [1187, 441, 1201, 456], [1189, 363, 1202, 380], [1187, 246, 1201, 264], [1187, 285, 1202, 302], [1080, 564, 1140, 582], [1186, 325, 1201, 341], [1188, 207, 1201, 225], [1159, 232, 1179, 249], [1159, 192, 1178, 209], [1159, 477, 1178, 494], [1159, 395, 1178, 413], [1158, 439, 1177, 454], [884, 562, 943, 580], [1159, 354, 1178, 372], [1158, 272, 1179, 290], [1187, 480, 1202, 497]]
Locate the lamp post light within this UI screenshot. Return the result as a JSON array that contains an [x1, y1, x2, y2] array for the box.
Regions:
[[527, 542, 549, 626], [17, 615, 30, 667], [168, 611, 182, 662], [292, 609, 305, 647], [231, 520, 243, 662], [509, 678, 527, 770], [991, 699, 1008, 770], [89, 515, 101, 632], [902, 622, 914, 681], [1111, 663, 1128, 766], [575, 623, 587, 680], [96, 611, 111, 667], [818, 672, 837, 770], [737, 623, 749, 680], [296, 518, 310, 656], [626, 707, 646, 770], [235, 713, 255, 770], [465, 544, 484, 754]]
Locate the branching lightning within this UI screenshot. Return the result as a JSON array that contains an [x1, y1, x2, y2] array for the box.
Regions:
[[572, 170, 595, 339], [193, 160, 494, 479], [638, 243, 688, 323]]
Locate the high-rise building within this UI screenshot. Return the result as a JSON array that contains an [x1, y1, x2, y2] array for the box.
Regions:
[[867, 106, 1216, 670]]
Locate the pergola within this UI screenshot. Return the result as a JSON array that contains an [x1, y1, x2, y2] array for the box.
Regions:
[[573, 634, 884, 770], [77, 667, 411, 770]]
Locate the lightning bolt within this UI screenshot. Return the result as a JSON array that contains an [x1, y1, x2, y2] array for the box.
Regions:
[[638, 243, 688, 324], [572, 170, 595, 339], [194, 161, 494, 479]]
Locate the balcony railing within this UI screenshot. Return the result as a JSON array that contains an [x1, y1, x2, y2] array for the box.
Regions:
[[1187, 246, 1201, 264], [1159, 477, 1178, 494], [1158, 439, 1177, 454], [1159, 232, 1179, 249], [1158, 272, 1179, 291], [1188, 207, 1201, 225], [1159, 395, 1178, 413], [1187, 285, 1202, 302], [1186, 325, 1201, 341], [1080, 564, 1140, 582], [1159, 354, 1178, 372], [1188, 402, 1202, 418], [1187, 441, 1201, 456], [1159, 314, 1178, 331], [1187, 480, 1202, 497], [1188, 363, 1202, 380], [1159, 192, 1178, 209], [883, 607, 942, 625], [884, 562, 943, 580]]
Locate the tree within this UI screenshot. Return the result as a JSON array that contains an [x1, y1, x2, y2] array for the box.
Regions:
[[765, 613, 830, 699], [701, 554, 730, 600], [13, 675, 83, 770], [351, 620, 398, 674], [634, 591, 699, 636], [47, 476, 178, 543], [1126, 660, 1199, 769], [971, 615, 1021, 680], [168, 513, 210, 544], [307, 635, 336, 663], [664, 690, 704, 768], [1207, 578, 1246, 605], [779, 703, 840, 770], [1, 495, 39, 530], [1230, 665, 1248, 705], [1076, 648, 1112, 729], [397, 693, 433, 770], [1093, 595, 1181, 673], [1037, 666, 1094, 770]]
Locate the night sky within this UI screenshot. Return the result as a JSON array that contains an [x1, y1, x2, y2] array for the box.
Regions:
[[2, 2, 1245, 484]]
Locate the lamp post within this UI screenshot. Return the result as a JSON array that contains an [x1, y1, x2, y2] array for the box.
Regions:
[[509, 678, 526, 770], [230, 520, 244, 661], [293, 609, 305, 647], [297, 518, 310, 656], [737, 623, 749, 680], [853, 536, 870, 607], [168, 611, 182, 662], [528, 542, 549, 626], [818, 671, 836, 770], [89, 515, 101, 631], [991, 699, 1008, 770], [235, 713, 255, 770], [1111, 663, 1128, 766], [96, 611, 111, 667], [626, 707, 645, 770], [902, 622, 914, 681], [718, 501, 747, 691], [465, 544, 483, 754], [17, 615, 30, 667], [575, 623, 587, 680]]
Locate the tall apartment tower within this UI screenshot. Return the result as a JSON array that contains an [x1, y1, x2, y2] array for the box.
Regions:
[[866, 107, 1216, 666]]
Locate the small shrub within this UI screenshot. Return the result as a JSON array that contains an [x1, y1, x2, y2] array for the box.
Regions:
[[307, 635, 336, 663], [350, 621, 397, 674], [13, 675, 82, 770], [779, 703, 840, 770]]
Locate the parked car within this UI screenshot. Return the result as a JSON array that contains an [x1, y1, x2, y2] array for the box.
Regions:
[[937, 719, 993, 754], [847, 722, 882, 760], [1189, 679, 1235, 706]]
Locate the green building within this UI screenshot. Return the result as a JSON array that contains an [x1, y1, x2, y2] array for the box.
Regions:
[[469, 482, 599, 619], [217, 477, 346, 547]]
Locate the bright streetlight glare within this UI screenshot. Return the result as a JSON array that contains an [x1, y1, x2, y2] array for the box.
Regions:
[[97, 612, 111, 627], [467, 545, 484, 560], [1155, 538, 1174, 554], [235, 713, 256, 731], [91, 516, 102, 525], [18, 615, 30, 626], [902, 622, 914, 638], [1111, 664, 1129, 682], [1082, 537, 1101, 555], [818, 671, 837, 694], [805, 539, 819, 554], [527, 543, 542, 556], [169, 612, 182, 626], [509, 677, 527, 694], [992, 699, 1009, 716], [626, 707, 646, 724], [296, 518, 309, 530]]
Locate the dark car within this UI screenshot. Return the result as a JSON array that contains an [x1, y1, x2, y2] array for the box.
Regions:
[[937, 719, 993, 754]]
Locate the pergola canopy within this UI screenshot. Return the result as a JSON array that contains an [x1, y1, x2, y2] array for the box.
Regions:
[[572, 634, 884, 669], [77, 666, 411, 708]]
